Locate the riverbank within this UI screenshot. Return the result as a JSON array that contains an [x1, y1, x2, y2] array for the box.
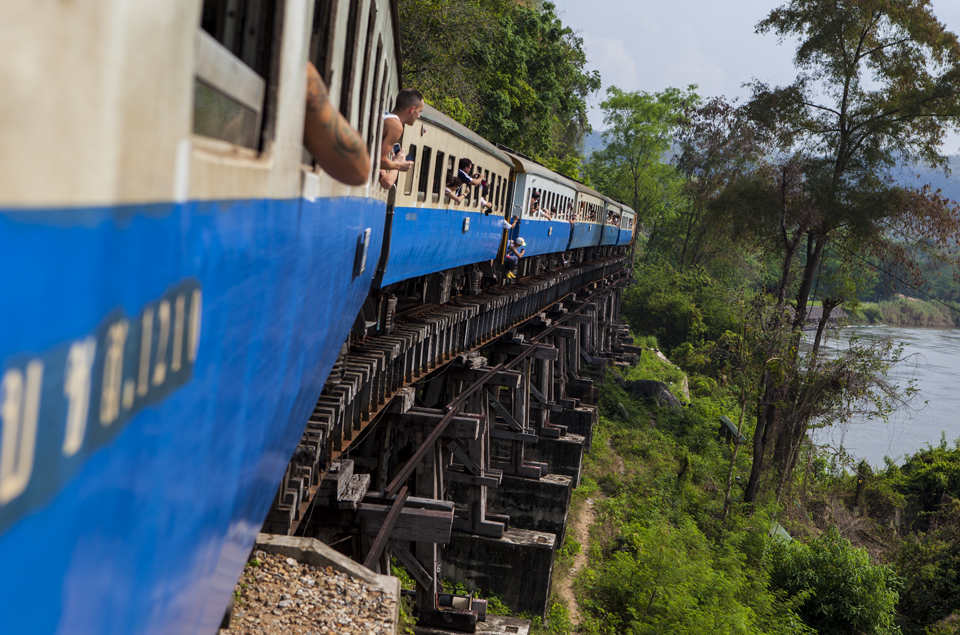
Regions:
[[847, 297, 960, 328]]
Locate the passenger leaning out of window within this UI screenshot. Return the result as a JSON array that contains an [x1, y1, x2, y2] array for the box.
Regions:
[[480, 183, 495, 214], [529, 191, 541, 217], [457, 158, 484, 187], [444, 171, 466, 204], [379, 88, 424, 189], [303, 62, 370, 185]]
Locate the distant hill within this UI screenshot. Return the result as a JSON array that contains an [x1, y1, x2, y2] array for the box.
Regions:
[[894, 155, 960, 203], [580, 134, 960, 201], [583, 129, 604, 157]]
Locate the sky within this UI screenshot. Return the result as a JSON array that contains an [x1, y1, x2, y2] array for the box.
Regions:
[[550, 0, 960, 153]]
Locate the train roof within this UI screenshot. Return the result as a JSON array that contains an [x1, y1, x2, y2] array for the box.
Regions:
[[574, 181, 605, 200], [605, 198, 624, 211], [498, 149, 579, 191], [419, 104, 513, 168]]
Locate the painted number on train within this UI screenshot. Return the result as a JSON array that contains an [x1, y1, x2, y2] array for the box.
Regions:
[[0, 280, 202, 532]]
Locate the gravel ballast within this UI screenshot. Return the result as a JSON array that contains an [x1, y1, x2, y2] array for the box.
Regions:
[[223, 550, 398, 635]]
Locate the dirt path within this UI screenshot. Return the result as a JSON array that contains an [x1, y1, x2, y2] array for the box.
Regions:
[[557, 496, 596, 626], [556, 440, 624, 629]]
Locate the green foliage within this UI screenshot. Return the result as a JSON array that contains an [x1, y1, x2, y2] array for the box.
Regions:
[[583, 516, 812, 635], [391, 560, 416, 590], [899, 436, 960, 524], [896, 528, 960, 634], [399, 0, 600, 163], [584, 86, 697, 222], [768, 527, 903, 635], [530, 601, 574, 635], [621, 262, 739, 353], [875, 298, 960, 328], [398, 595, 417, 634]]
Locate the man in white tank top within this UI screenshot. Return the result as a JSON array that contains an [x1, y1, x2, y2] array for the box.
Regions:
[[379, 88, 424, 189]]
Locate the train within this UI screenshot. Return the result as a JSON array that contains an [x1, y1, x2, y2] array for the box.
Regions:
[[0, 1, 634, 633]]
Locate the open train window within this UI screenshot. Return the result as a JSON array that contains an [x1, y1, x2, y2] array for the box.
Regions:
[[364, 41, 384, 150], [417, 147, 432, 203], [195, 0, 281, 150], [432, 151, 445, 203], [309, 0, 337, 85], [358, 5, 378, 139], [472, 167, 481, 207], [403, 145, 417, 196], [339, 0, 362, 122]]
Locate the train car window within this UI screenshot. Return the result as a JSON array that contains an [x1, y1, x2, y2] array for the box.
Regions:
[[369, 68, 388, 182], [339, 0, 362, 122], [195, 0, 280, 150], [357, 5, 378, 139], [309, 0, 337, 85], [364, 41, 384, 149], [403, 145, 417, 196], [432, 151, 445, 203], [493, 175, 501, 212], [471, 166, 480, 207], [417, 147, 432, 203]]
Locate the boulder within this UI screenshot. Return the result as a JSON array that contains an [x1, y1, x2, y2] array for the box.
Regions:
[[623, 380, 683, 409]]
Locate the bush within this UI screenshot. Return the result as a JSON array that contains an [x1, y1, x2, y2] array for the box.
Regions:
[[622, 263, 739, 353], [583, 517, 812, 635], [767, 527, 903, 635]]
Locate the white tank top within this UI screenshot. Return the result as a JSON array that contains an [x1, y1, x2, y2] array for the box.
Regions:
[[383, 112, 400, 121]]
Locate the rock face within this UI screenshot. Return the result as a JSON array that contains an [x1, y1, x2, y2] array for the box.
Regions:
[[623, 380, 683, 409]]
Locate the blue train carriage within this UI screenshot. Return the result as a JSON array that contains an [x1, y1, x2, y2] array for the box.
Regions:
[[600, 198, 623, 247], [569, 182, 606, 252], [502, 150, 579, 275], [618, 205, 637, 247], [0, 1, 399, 633], [377, 104, 514, 301]]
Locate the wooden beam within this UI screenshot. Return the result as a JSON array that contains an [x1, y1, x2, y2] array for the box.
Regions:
[[362, 486, 408, 570], [400, 408, 481, 439], [390, 540, 436, 594], [358, 502, 453, 544], [495, 343, 559, 361], [487, 392, 524, 432], [445, 439, 482, 476]]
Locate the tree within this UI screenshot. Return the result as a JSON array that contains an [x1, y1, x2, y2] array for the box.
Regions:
[[739, 0, 960, 500], [585, 86, 697, 226], [398, 0, 600, 164], [672, 96, 772, 271]]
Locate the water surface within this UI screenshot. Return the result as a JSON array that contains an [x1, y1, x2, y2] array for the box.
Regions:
[[808, 325, 960, 467]]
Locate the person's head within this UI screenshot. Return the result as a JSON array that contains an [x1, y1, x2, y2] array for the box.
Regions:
[[514, 237, 526, 248], [458, 157, 474, 173], [394, 88, 424, 125], [532, 191, 540, 201]]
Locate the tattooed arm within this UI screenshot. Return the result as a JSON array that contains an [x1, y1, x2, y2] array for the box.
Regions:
[[303, 62, 370, 186]]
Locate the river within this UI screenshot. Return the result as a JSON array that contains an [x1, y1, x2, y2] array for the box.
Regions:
[[807, 325, 960, 468]]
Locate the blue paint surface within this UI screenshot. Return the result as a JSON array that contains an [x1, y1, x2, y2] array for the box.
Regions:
[[599, 224, 618, 246], [513, 219, 571, 258], [569, 222, 602, 249], [0, 195, 384, 634], [379, 206, 503, 287], [618, 228, 634, 246]]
